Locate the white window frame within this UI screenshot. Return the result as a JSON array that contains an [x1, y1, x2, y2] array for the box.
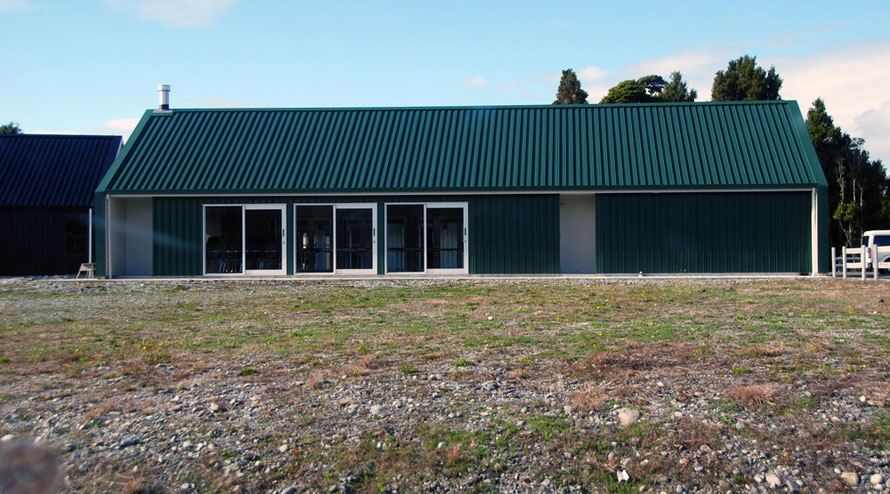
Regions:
[[292, 203, 377, 275], [383, 202, 468, 275], [202, 204, 287, 276], [425, 202, 469, 275]]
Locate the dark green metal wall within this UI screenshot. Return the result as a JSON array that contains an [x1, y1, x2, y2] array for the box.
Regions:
[[595, 192, 812, 273], [149, 194, 560, 276]]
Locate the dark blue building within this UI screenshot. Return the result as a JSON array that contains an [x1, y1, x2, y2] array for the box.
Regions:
[[0, 134, 121, 275]]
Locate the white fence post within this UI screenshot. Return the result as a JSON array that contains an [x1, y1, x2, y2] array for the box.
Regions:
[[842, 246, 847, 279], [831, 247, 837, 278], [862, 245, 867, 280]]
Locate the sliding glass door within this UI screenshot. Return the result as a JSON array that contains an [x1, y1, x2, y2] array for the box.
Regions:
[[204, 204, 286, 276], [244, 205, 285, 275], [294, 204, 377, 275], [426, 205, 467, 273], [384, 202, 467, 274], [205, 206, 243, 274]]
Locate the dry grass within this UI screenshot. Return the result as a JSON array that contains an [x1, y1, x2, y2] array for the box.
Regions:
[[611, 384, 640, 403], [82, 398, 120, 421], [738, 345, 784, 358], [444, 444, 463, 464], [506, 368, 526, 380], [568, 384, 606, 413], [306, 371, 327, 390], [727, 384, 780, 406], [121, 479, 146, 494], [569, 342, 699, 381], [672, 418, 722, 451]]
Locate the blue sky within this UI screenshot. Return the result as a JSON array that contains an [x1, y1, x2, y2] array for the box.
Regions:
[[3, 0, 890, 161]]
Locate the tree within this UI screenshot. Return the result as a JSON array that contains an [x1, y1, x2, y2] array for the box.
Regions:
[[0, 122, 21, 134], [599, 80, 651, 104], [600, 73, 697, 104], [711, 55, 782, 101], [806, 98, 890, 247], [661, 71, 697, 102], [636, 75, 666, 97], [553, 69, 589, 105]]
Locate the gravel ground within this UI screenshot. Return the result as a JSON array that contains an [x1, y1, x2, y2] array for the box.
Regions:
[[0, 278, 889, 493]]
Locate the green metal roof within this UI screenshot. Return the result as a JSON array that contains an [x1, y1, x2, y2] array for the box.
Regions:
[[97, 101, 826, 194]]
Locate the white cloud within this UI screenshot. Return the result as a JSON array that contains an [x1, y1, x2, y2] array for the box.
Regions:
[[855, 101, 890, 164], [0, 0, 38, 13], [759, 39, 890, 162], [108, 0, 236, 28], [460, 76, 487, 88], [577, 66, 608, 83], [624, 51, 723, 81], [590, 40, 890, 161], [95, 117, 140, 140], [538, 66, 607, 87]]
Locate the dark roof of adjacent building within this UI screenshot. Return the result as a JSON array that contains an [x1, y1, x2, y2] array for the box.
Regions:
[[0, 134, 122, 208], [97, 101, 826, 194]]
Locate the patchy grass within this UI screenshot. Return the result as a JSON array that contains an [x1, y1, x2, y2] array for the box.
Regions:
[[1, 279, 888, 373], [2, 278, 890, 491]]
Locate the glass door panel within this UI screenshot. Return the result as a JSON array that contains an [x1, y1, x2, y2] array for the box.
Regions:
[[336, 208, 374, 272], [427, 207, 465, 271], [386, 204, 424, 272], [245, 207, 284, 274], [205, 206, 243, 274], [295, 205, 334, 273]]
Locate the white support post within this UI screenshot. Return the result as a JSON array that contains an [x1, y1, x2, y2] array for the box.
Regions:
[[88, 208, 93, 264], [831, 247, 837, 278], [875, 246, 880, 280], [842, 246, 847, 279], [862, 245, 867, 280]]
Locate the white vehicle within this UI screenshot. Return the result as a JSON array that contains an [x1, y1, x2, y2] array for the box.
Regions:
[[861, 230, 890, 270]]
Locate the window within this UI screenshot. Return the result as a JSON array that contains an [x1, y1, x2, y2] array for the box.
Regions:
[[384, 202, 467, 274], [204, 205, 285, 275], [295, 205, 334, 273], [336, 208, 374, 270], [386, 205, 424, 272], [293, 204, 377, 274], [426, 207, 465, 270], [205, 206, 243, 274], [245, 209, 283, 271]]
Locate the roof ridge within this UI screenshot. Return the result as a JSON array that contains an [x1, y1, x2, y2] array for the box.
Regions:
[[0, 134, 123, 139], [153, 101, 796, 113]]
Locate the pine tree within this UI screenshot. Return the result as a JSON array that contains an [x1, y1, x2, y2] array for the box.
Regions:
[[711, 55, 782, 101], [661, 72, 697, 102], [552, 69, 589, 105], [0, 122, 21, 134]]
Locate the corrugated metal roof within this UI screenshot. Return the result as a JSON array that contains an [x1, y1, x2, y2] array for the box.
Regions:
[[98, 102, 826, 194], [1, 134, 121, 207]]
